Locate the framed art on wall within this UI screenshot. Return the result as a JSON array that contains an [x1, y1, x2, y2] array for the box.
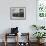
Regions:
[[37, 0, 46, 19], [36, 0, 46, 27], [10, 7, 26, 20]]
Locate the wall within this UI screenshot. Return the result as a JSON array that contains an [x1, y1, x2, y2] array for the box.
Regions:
[[0, 0, 36, 42]]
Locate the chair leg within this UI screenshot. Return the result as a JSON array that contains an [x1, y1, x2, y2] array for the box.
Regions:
[[4, 41, 7, 46]]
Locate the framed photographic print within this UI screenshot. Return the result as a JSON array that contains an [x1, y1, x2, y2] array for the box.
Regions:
[[10, 7, 26, 20]]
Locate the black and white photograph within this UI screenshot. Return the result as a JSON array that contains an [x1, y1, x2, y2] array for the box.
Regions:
[[10, 7, 26, 20]]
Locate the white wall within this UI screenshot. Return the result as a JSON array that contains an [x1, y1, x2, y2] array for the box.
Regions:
[[0, 0, 36, 42]]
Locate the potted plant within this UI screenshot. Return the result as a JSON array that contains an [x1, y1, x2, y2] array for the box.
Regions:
[[33, 32, 46, 43]]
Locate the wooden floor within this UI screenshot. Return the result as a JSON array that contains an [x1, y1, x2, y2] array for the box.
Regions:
[[0, 42, 46, 46]]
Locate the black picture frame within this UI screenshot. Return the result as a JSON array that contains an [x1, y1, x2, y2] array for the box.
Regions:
[[10, 7, 26, 20]]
